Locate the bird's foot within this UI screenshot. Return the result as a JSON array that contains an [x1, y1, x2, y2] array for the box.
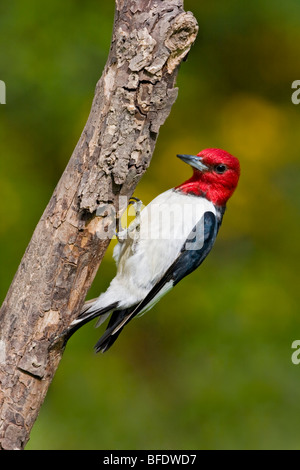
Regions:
[[115, 228, 128, 243], [128, 197, 143, 231], [116, 197, 143, 243], [128, 197, 143, 219]]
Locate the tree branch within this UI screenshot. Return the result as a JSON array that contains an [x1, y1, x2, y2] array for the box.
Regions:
[[0, 0, 198, 450]]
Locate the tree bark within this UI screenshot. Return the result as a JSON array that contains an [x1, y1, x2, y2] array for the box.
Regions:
[[0, 0, 198, 450]]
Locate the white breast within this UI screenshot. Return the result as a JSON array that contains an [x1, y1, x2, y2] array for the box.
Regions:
[[109, 189, 216, 308]]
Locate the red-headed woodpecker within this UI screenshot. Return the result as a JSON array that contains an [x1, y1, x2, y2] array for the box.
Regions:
[[69, 148, 240, 352]]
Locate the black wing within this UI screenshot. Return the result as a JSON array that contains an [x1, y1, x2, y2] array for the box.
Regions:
[[95, 211, 220, 352]]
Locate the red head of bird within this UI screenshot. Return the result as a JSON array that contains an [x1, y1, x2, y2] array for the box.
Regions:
[[176, 148, 240, 206]]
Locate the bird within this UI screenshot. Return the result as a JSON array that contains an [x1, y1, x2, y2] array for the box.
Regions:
[[68, 148, 240, 353]]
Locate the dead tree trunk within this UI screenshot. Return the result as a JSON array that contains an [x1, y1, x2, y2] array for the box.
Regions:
[[0, 0, 198, 450]]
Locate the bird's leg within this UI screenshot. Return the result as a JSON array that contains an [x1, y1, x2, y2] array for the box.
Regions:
[[129, 197, 143, 226], [115, 226, 127, 244], [116, 197, 143, 243], [115, 204, 128, 244], [126, 197, 143, 244]]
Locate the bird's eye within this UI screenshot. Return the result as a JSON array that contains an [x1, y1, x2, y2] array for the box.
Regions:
[[215, 164, 227, 174]]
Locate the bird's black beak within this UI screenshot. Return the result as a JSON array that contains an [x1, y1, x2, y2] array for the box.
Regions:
[[177, 154, 208, 172]]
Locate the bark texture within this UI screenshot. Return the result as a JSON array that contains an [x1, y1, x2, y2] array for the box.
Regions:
[[0, 0, 198, 450]]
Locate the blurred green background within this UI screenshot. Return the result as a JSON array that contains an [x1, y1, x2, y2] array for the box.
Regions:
[[1, 0, 300, 450]]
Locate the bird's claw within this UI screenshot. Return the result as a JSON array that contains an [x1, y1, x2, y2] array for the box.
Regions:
[[128, 197, 143, 216], [116, 228, 128, 243], [116, 197, 143, 243]]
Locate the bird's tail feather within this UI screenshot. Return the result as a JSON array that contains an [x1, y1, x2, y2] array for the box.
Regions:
[[78, 298, 98, 317], [95, 274, 175, 353], [66, 301, 119, 339], [94, 306, 138, 353]]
